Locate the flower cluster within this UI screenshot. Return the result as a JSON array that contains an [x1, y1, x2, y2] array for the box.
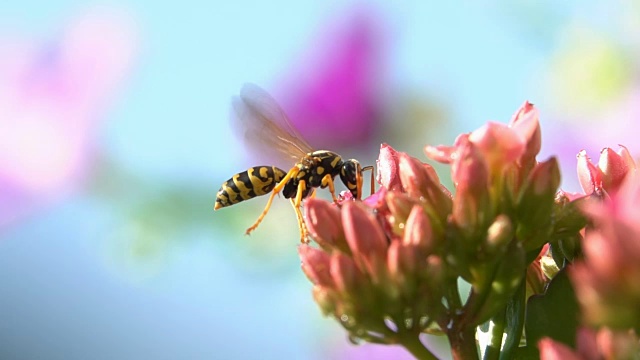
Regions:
[[539, 327, 639, 360], [297, 102, 592, 359], [573, 156, 639, 329], [537, 148, 640, 360], [0, 7, 137, 227]]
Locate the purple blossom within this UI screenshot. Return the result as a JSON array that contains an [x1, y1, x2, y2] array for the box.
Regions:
[[0, 6, 138, 228], [278, 8, 386, 149]]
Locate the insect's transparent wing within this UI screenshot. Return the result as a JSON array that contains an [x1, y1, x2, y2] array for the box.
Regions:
[[232, 84, 313, 167]]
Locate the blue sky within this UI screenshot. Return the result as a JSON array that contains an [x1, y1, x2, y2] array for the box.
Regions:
[[0, 1, 595, 359]]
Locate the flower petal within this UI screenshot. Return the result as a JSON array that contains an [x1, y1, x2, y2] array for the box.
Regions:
[[577, 150, 603, 195]]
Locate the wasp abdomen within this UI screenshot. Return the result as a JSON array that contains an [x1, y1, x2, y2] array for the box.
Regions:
[[214, 166, 286, 210]]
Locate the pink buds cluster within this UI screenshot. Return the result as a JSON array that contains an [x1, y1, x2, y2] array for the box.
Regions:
[[571, 171, 640, 329], [298, 102, 582, 359]]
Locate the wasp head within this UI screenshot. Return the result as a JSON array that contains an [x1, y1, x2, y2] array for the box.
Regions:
[[340, 159, 364, 199]]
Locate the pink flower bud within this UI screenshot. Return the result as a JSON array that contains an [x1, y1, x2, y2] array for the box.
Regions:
[[577, 146, 636, 195], [403, 205, 437, 253], [538, 338, 582, 360], [305, 198, 349, 253], [484, 214, 513, 255], [398, 153, 430, 195], [342, 201, 388, 279], [451, 142, 490, 231], [376, 143, 401, 191], [386, 240, 403, 279], [540, 327, 638, 360], [384, 191, 417, 236], [595, 328, 640, 360], [529, 157, 561, 196], [299, 245, 334, 287], [571, 173, 640, 328], [398, 153, 452, 221], [330, 251, 362, 295], [575, 327, 599, 359], [581, 231, 621, 282], [599, 147, 634, 192], [509, 101, 541, 164], [386, 240, 416, 283], [617, 145, 637, 172], [468, 121, 525, 176]]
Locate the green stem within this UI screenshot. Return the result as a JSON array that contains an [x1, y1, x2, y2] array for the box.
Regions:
[[398, 333, 438, 360], [498, 277, 526, 360], [460, 288, 485, 327], [483, 308, 506, 360], [447, 279, 463, 310]]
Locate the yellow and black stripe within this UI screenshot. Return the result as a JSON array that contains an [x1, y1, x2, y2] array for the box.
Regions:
[[214, 166, 286, 210]]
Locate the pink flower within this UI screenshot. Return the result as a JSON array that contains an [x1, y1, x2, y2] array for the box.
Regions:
[[539, 328, 640, 360], [570, 172, 640, 329], [297, 103, 568, 359], [278, 7, 385, 148], [342, 201, 388, 282], [299, 145, 451, 358], [305, 198, 349, 253], [0, 6, 138, 227], [468, 122, 525, 176], [425, 101, 541, 180], [577, 146, 637, 195], [538, 337, 582, 360], [509, 101, 542, 165]]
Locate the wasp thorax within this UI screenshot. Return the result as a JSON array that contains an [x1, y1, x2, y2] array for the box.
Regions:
[[340, 159, 363, 197]]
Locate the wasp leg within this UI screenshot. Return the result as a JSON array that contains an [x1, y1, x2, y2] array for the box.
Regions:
[[291, 179, 309, 243], [245, 166, 300, 235], [290, 199, 306, 243], [362, 166, 375, 197], [320, 174, 338, 203]]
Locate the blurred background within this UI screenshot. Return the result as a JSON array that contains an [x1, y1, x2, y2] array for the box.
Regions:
[[1, 1, 638, 359]]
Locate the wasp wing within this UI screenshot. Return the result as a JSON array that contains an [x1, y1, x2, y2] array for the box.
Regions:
[[232, 83, 314, 168]]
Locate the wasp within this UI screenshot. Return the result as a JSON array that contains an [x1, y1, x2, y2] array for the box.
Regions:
[[214, 84, 374, 243]]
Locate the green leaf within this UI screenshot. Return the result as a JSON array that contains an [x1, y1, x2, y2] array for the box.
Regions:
[[525, 267, 579, 356], [499, 279, 526, 360], [510, 345, 539, 360], [552, 195, 589, 238], [549, 241, 566, 268]]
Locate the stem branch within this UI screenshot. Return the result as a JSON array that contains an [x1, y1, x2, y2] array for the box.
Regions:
[[398, 333, 438, 360], [483, 308, 506, 360], [448, 326, 480, 360]]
